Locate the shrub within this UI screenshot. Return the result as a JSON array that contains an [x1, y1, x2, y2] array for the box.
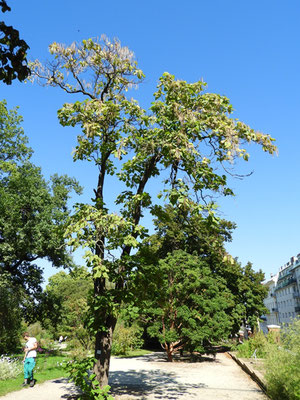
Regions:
[[64, 325, 94, 359], [236, 331, 269, 358], [0, 356, 22, 380], [111, 321, 143, 356], [265, 319, 300, 400], [65, 357, 114, 400]]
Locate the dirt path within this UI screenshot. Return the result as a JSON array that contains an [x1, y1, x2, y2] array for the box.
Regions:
[[1, 352, 269, 400]]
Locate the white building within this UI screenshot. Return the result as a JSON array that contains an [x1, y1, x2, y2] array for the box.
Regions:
[[263, 254, 300, 327], [262, 274, 279, 327]]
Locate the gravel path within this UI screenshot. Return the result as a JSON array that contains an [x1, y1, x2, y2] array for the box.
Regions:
[[1, 352, 268, 400]]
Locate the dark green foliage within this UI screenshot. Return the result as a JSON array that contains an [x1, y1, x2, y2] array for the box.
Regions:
[[0, 100, 82, 302], [131, 202, 267, 361], [133, 250, 234, 361], [0, 165, 79, 295], [0, 1, 30, 84], [150, 203, 235, 260], [0, 274, 23, 353], [214, 260, 268, 332]]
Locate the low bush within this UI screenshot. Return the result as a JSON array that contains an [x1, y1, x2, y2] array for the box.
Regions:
[[235, 331, 269, 358], [264, 319, 300, 400], [65, 357, 115, 400], [0, 355, 22, 380], [111, 321, 143, 356]]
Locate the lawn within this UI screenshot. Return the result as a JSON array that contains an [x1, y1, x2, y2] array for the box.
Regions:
[[0, 352, 71, 397], [0, 349, 153, 397], [114, 349, 153, 358]]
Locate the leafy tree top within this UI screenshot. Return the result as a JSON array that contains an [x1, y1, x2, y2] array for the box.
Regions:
[[29, 38, 277, 261], [0, 100, 82, 299], [0, 1, 30, 84], [0, 99, 32, 173]]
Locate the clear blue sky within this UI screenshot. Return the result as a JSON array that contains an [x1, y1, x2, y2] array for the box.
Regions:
[[2, 0, 300, 283]]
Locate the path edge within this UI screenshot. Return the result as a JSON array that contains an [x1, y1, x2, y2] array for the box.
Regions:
[[227, 352, 271, 399]]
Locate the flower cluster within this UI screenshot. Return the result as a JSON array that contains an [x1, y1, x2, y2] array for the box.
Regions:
[[0, 355, 23, 380]]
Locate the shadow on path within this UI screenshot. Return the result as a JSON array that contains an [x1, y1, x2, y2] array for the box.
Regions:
[[51, 378, 81, 399], [113, 351, 219, 364], [109, 369, 206, 399]]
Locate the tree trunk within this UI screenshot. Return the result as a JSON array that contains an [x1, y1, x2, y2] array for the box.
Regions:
[[93, 313, 117, 387], [164, 343, 173, 362], [166, 347, 173, 362]]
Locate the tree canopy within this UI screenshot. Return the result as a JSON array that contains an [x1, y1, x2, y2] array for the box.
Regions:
[[0, 1, 30, 84], [30, 36, 276, 386], [129, 202, 267, 360], [0, 100, 81, 304], [133, 250, 235, 361]]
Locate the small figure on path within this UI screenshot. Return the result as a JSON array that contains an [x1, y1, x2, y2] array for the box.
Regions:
[[22, 332, 38, 388], [58, 335, 64, 344]]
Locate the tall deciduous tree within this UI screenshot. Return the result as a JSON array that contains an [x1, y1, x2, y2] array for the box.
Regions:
[[0, 100, 81, 307], [30, 36, 276, 386]]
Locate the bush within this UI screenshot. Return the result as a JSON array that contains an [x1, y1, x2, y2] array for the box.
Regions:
[[65, 357, 114, 400], [111, 321, 143, 356], [265, 319, 300, 400], [236, 331, 269, 358], [0, 356, 22, 380]]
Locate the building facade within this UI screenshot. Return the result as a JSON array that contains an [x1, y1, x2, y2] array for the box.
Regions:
[[263, 254, 300, 327]]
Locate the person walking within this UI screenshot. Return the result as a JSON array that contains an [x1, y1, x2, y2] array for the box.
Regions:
[[22, 332, 38, 387]]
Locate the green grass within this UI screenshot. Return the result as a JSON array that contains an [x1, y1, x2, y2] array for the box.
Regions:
[[0, 353, 71, 397], [0, 349, 153, 396], [114, 349, 153, 358]]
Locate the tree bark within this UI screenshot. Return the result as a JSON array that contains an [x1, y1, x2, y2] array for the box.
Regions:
[[93, 313, 117, 387], [165, 344, 173, 362]]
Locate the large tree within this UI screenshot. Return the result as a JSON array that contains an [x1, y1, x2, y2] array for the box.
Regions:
[[0, 100, 81, 308], [30, 36, 276, 387], [132, 249, 235, 362], [130, 201, 267, 360], [144, 202, 268, 332]]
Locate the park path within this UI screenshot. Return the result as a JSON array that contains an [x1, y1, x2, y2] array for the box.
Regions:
[[1, 352, 268, 400]]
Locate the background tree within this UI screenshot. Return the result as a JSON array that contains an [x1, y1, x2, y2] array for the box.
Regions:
[[217, 259, 268, 332], [0, 273, 24, 353], [30, 36, 276, 387], [130, 202, 267, 359], [132, 250, 234, 361], [0, 99, 32, 171], [0, 100, 81, 317], [0, 1, 30, 84], [42, 267, 93, 355]]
